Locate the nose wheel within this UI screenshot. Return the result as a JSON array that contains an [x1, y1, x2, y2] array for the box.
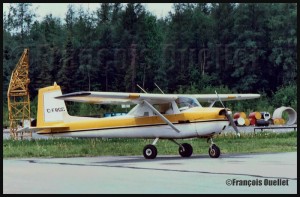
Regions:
[[208, 138, 221, 158], [209, 144, 220, 158]]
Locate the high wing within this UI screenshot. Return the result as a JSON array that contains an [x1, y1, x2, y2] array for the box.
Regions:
[[55, 91, 260, 105], [55, 92, 178, 104], [184, 94, 261, 102]]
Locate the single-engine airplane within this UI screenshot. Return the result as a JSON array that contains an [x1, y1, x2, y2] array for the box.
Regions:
[[19, 82, 260, 159]]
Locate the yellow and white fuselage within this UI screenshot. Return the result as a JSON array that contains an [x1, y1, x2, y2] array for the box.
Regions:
[[38, 108, 229, 139], [34, 84, 232, 138], [18, 83, 260, 159]]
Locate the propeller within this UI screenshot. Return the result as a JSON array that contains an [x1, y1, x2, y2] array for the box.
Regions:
[[215, 91, 240, 137]]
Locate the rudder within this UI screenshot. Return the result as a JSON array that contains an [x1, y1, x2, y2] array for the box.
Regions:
[[37, 82, 69, 127]]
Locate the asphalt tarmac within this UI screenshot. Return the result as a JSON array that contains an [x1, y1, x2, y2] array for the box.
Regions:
[[3, 152, 297, 194]]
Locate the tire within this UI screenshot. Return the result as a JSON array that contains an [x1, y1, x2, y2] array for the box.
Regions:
[[179, 143, 193, 157], [143, 144, 157, 159], [208, 144, 221, 158]]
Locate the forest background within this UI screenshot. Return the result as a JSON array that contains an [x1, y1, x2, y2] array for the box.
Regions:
[[2, 3, 297, 125]]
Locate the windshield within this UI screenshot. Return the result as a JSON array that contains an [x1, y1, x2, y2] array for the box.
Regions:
[[176, 97, 201, 111]]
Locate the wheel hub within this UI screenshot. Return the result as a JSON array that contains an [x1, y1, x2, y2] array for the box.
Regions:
[[146, 149, 152, 156]]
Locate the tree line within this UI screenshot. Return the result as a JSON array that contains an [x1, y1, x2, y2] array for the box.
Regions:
[[3, 3, 297, 111]]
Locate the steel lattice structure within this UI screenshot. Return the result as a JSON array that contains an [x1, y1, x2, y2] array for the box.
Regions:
[[7, 48, 31, 139]]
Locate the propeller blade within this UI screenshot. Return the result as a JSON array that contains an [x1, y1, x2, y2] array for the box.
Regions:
[[215, 90, 240, 137], [225, 112, 240, 137]]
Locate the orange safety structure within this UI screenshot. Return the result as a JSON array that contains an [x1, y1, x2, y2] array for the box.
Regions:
[[7, 48, 31, 140]]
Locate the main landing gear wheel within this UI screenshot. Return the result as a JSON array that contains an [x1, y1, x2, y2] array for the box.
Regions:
[[143, 144, 157, 159], [179, 143, 193, 157], [208, 144, 220, 158]]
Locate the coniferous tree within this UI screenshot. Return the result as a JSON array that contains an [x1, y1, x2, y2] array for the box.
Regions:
[[2, 2, 297, 107]]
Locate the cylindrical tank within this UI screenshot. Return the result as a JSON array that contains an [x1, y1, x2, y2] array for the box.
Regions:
[[273, 106, 297, 125], [249, 112, 262, 120], [244, 118, 250, 126], [249, 118, 256, 125], [233, 112, 247, 119], [234, 117, 245, 126], [261, 112, 271, 120], [273, 118, 286, 125], [256, 119, 269, 126]]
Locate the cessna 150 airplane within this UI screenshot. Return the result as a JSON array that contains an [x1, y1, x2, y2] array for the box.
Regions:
[[19, 82, 260, 159]]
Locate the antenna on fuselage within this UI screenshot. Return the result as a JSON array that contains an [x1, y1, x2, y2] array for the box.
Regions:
[[137, 84, 148, 94], [154, 83, 165, 94]]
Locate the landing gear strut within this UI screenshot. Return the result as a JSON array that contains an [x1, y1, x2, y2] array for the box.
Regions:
[[179, 143, 193, 157], [169, 139, 193, 158], [208, 138, 220, 158]]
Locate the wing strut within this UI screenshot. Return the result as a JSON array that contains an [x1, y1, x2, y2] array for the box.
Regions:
[[143, 100, 181, 133]]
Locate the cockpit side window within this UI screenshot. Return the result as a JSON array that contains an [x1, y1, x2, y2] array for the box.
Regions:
[[176, 97, 201, 111]]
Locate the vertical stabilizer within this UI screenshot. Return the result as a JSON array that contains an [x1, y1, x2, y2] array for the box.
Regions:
[[37, 82, 69, 127]]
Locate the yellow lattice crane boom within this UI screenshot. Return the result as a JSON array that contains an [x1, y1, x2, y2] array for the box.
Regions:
[[7, 48, 31, 139]]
